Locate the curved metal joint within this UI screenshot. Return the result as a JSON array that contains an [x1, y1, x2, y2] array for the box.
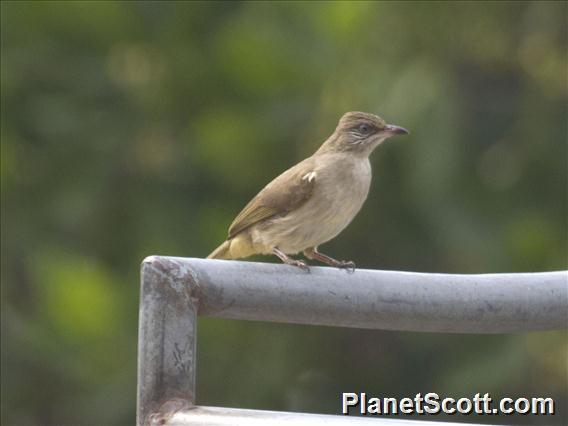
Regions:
[[137, 256, 201, 426]]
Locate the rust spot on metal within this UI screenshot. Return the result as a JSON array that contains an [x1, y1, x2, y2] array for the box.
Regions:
[[143, 256, 206, 313], [145, 397, 192, 426]]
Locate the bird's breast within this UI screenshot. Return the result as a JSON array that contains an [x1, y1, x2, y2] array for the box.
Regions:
[[311, 156, 371, 234], [253, 155, 372, 254]]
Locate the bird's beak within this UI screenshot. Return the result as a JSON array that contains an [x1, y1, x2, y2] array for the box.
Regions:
[[383, 124, 409, 136]]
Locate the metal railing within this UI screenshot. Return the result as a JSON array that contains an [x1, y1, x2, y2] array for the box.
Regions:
[[137, 256, 568, 425]]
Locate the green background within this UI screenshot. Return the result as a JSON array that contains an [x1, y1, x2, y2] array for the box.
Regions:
[[1, 1, 566, 425]]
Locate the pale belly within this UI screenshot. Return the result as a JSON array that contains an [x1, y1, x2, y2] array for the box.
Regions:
[[251, 155, 372, 254]]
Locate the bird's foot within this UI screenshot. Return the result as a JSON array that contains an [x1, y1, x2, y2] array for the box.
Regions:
[[303, 248, 356, 273], [285, 258, 310, 272], [273, 247, 310, 272], [335, 260, 356, 273]]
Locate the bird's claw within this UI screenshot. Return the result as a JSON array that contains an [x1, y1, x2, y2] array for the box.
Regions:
[[288, 259, 310, 272], [337, 260, 356, 273]]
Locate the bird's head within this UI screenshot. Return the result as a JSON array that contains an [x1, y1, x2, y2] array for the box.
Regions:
[[319, 111, 408, 156]]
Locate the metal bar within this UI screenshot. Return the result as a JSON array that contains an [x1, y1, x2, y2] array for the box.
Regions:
[[143, 256, 568, 334], [137, 255, 568, 425], [162, 406, 484, 426], [137, 257, 199, 426]]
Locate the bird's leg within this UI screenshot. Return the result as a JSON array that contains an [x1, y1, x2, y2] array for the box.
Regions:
[[303, 247, 356, 272], [273, 247, 310, 271]]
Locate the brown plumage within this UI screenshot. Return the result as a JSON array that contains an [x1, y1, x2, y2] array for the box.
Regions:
[[208, 111, 408, 270]]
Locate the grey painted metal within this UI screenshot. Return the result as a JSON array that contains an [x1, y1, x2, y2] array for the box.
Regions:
[[144, 256, 568, 333], [161, 406, 484, 426], [137, 259, 198, 426], [137, 255, 568, 425]]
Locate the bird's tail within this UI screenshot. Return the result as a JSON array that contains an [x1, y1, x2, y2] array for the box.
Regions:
[[207, 235, 256, 260], [207, 240, 232, 259]]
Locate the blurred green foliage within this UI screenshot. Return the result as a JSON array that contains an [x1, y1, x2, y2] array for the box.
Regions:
[[1, 1, 566, 425]]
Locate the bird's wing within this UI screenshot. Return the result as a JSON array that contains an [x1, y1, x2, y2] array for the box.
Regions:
[[227, 158, 317, 239]]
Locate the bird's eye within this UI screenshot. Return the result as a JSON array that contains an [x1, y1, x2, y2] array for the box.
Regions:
[[358, 123, 371, 134]]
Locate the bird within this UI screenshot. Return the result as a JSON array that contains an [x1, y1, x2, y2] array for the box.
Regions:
[[207, 111, 408, 271]]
